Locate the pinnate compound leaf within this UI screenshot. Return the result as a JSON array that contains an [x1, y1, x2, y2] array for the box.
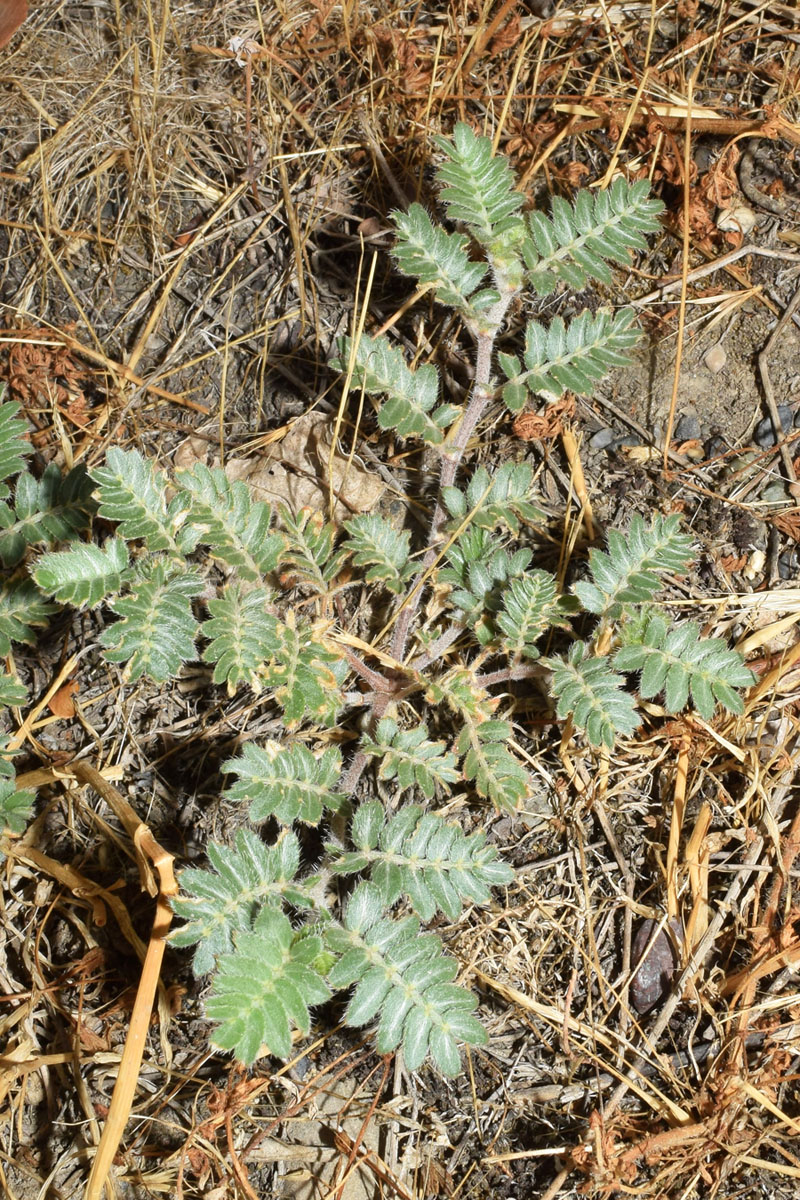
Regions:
[[0, 399, 31, 500], [392, 203, 491, 311], [206, 907, 331, 1063], [614, 611, 755, 719], [573, 514, 693, 619], [523, 177, 664, 295], [424, 666, 495, 728], [433, 122, 524, 245], [92, 447, 194, 556], [0, 779, 34, 841], [0, 579, 57, 654], [99, 562, 202, 682], [547, 643, 639, 749], [170, 829, 308, 975], [343, 513, 415, 594], [440, 527, 532, 640], [0, 465, 95, 567], [278, 506, 346, 592], [327, 882, 486, 1075], [458, 720, 531, 811], [34, 536, 129, 607], [202, 583, 275, 693], [334, 333, 457, 445], [441, 463, 542, 535], [496, 571, 565, 662], [501, 309, 641, 408], [329, 799, 513, 922], [176, 463, 284, 579], [221, 740, 345, 826], [360, 718, 459, 799], [259, 616, 345, 727]]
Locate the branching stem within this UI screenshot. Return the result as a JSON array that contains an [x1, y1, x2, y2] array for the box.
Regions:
[[390, 287, 517, 665]]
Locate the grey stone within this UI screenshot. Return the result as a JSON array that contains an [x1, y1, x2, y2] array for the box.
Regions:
[[674, 413, 701, 441], [589, 427, 617, 451], [755, 406, 793, 447]]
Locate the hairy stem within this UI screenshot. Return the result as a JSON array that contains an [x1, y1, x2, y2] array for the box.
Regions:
[[390, 286, 517, 665]]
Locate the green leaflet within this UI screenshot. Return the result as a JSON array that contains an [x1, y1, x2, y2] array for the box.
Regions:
[[0, 398, 31, 500], [499, 309, 641, 408], [329, 799, 513, 922], [0, 464, 95, 567], [342, 513, 416, 594], [441, 463, 543, 536], [440, 527, 532, 641], [34, 536, 129, 607], [92, 447, 195, 557], [221, 741, 345, 825], [259, 617, 345, 727], [522, 176, 665, 295], [334, 333, 458, 445], [0, 578, 57, 654], [176, 463, 284, 580], [433, 122, 525, 247], [458, 720, 531, 811], [496, 571, 566, 662], [202, 583, 276, 693], [361, 718, 459, 799], [327, 882, 486, 1075], [100, 562, 202, 682], [573, 514, 694, 619], [206, 908, 331, 1063], [0, 779, 34, 847], [547, 643, 639, 750], [170, 829, 310, 975], [278, 505, 346, 593], [614, 611, 755, 719], [392, 203, 496, 313]]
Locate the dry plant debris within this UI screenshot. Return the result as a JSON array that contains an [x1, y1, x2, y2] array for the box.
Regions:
[[2, 1, 800, 1199]]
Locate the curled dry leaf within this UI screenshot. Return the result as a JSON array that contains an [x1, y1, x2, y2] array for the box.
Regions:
[[0, 0, 26, 49], [226, 412, 384, 522], [173, 435, 209, 473], [48, 680, 79, 719]]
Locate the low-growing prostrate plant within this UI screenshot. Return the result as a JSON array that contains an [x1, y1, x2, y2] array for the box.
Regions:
[[0, 125, 754, 1075]]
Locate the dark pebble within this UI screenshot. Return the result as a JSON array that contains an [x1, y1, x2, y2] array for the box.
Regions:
[[589, 427, 618, 451], [755, 406, 793, 448], [630, 918, 682, 1014], [674, 413, 701, 441], [779, 550, 800, 581]]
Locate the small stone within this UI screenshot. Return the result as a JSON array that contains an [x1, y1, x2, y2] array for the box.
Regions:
[[717, 204, 757, 235], [630, 918, 682, 1015], [703, 344, 727, 374], [754, 406, 793, 448], [761, 482, 791, 505], [674, 413, 701, 441], [778, 551, 799, 580], [589, 427, 617, 451]]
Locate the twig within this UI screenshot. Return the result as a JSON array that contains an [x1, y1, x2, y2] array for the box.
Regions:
[[68, 761, 178, 1200], [757, 283, 800, 496]]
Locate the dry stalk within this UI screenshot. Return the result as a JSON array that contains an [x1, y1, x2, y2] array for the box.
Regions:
[[62, 761, 178, 1200]]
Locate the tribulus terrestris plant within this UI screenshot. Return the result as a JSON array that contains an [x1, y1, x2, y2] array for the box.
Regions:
[[0, 125, 755, 1075]]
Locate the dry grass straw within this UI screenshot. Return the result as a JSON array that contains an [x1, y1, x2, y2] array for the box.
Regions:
[[2, 0, 800, 1197]]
